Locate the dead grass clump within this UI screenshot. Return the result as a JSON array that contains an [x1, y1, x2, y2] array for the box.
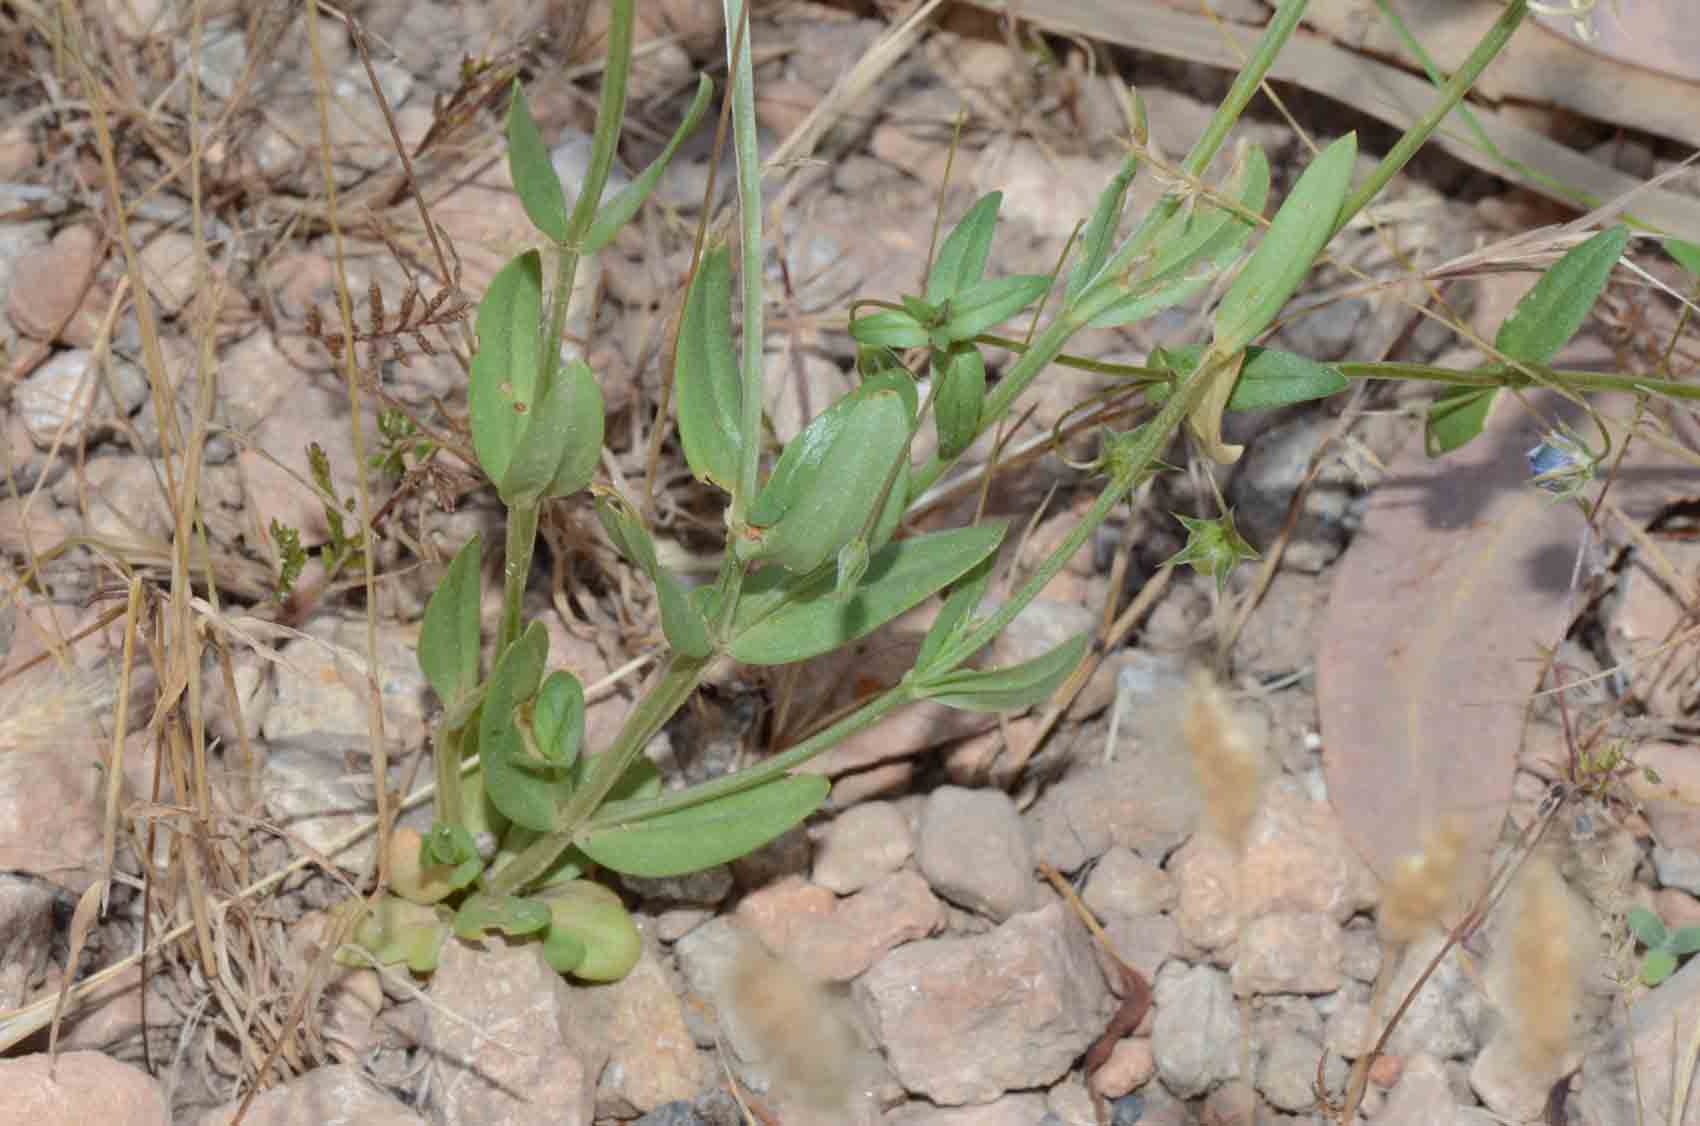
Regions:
[[1377, 819, 1470, 945], [1182, 666, 1267, 852], [1495, 851, 1596, 1075]]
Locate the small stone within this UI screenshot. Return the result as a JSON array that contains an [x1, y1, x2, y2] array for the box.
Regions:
[[1369, 1054, 1405, 1088], [885, 1091, 1048, 1125], [1170, 836, 1240, 953], [653, 907, 711, 943], [1652, 845, 1700, 895], [0, 874, 55, 1010], [1101, 912, 1183, 985], [813, 800, 912, 894], [1256, 1030, 1324, 1112], [1339, 920, 1383, 982], [1152, 962, 1242, 1098], [15, 350, 147, 444], [621, 865, 734, 907], [1231, 912, 1343, 995], [857, 902, 1116, 1105], [1092, 1037, 1156, 1099], [917, 786, 1037, 921], [195, 1064, 423, 1125], [427, 938, 605, 1126], [0, 1051, 168, 1126], [583, 950, 702, 1118], [1200, 1080, 1260, 1126], [7, 225, 99, 340], [1378, 1054, 1456, 1126], [1239, 783, 1380, 922], [736, 871, 944, 982], [1085, 846, 1177, 918], [138, 231, 199, 316], [1382, 934, 1485, 1059], [1324, 996, 1375, 1059], [730, 824, 812, 891]]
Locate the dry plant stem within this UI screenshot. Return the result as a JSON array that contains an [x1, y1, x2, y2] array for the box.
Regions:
[[305, 0, 390, 888], [101, 577, 144, 913]]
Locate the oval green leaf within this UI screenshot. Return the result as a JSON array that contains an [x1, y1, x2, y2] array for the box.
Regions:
[[499, 356, 605, 505], [577, 774, 830, 879], [469, 251, 544, 487], [850, 309, 930, 349], [1151, 345, 1349, 412], [927, 192, 1002, 305], [1424, 385, 1499, 457], [478, 623, 560, 832], [452, 891, 551, 941], [506, 83, 569, 244], [941, 274, 1051, 342], [932, 344, 985, 460], [1495, 224, 1628, 366], [731, 521, 1005, 666], [419, 535, 482, 713], [675, 246, 743, 493]]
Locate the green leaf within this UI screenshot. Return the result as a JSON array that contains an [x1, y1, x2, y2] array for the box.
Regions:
[[419, 535, 482, 713], [731, 522, 1005, 666], [1144, 144, 1270, 284], [529, 671, 585, 768], [389, 825, 480, 904], [506, 83, 569, 244], [914, 553, 995, 672], [1663, 237, 1700, 280], [1086, 272, 1213, 330], [1667, 926, 1700, 957], [835, 537, 870, 599], [1495, 224, 1629, 366], [1212, 133, 1357, 354], [346, 895, 450, 973], [932, 343, 986, 460], [1628, 905, 1669, 948], [940, 274, 1051, 342], [452, 891, 551, 940], [1066, 155, 1138, 301], [1151, 345, 1348, 411], [1643, 947, 1678, 986], [536, 880, 641, 981], [926, 192, 1002, 306], [742, 374, 915, 575], [578, 774, 830, 878], [585, 74, 713, 253], [478, 623, 561, 832], [1424, 386, 1499, 457], [498, 356, 605, 506], [850, 309, 930, 350], [593, 487, 714, 658], [675, 246, 743, 493], [469, 251, 545, 487], [915, 632, 1089, 712]]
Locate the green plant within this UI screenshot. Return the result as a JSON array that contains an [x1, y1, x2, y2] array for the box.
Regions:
[[343, 0, 1700, 985], [1627, 906, 1700, 986]]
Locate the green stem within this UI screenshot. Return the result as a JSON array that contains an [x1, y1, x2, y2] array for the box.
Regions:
[[582, 682, 916, 833], [432, 724, 464, 827], [1334, 0, 1526, 233], [497, 501, 539, 653], [1338, 361, 1700, 401], [482, 652, 712, 896]]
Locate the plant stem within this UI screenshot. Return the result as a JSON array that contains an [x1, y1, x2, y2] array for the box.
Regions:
[[433, 724, 464, 827], [498, 501, 539, 653], [482, 651, 712, 896], [1334, 0, 1526, 232]]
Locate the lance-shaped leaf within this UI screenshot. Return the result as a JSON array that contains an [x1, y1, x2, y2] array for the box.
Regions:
[[741, 374, 916, 575], [469, 251, 544, 487], [913, 632, 1090, 712], [1086, 272, 1214, 330], [585, 75, 713, 253], [1144, 144, 1270, 285], [1665, 238, 1700, 280], [594, 487, 713, 657], [914, 553, 995, 673], [927, 192, 1002, 305], [535, 879, 641, 981], [850, 309, 929, 350], [506, 84, 569, 243], [418, 535, 482, 714], [578, 774, 830, 878], [498, 355, 605, 505], [1495, 224, 1628, 366], [1151, 345, 1348, 412], [1212, 132, 1356, 355], [478, 623, 561, 832], [731, 521, 1005, 666], [932, 343, 985, 460], [451, 891, 551, 941], [940, 274, 1051, 344], [675, 246, 743, 492], [1067, 154, 1138, 301]]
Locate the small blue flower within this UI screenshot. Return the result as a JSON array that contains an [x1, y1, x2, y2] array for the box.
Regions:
[[1525, 428, 1598, 499]]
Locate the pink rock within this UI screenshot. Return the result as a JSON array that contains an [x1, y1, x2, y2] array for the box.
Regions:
[[812, 800, 912, 894], [737, 872, 944, 982], [196, 1065, 421, 1125], [1377, 1054, 1454, 1126], [917, 786, 1037, 921], [1239, 783, 1380, 922], [1092, 1037, 1157, 1098], [1085, 845, 1177, 918], [1170, 835, 1240, 953], [857, 902, 1116, 1105], [1231, 912, 1344, 995], [0, 1051, 167, 1126], [1626, 742, 1700, 851], [7, 225, 99, 340], [582, 950, 701, 1117]]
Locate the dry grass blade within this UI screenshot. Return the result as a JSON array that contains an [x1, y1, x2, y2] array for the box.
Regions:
[[47, 881, 104, 1073]]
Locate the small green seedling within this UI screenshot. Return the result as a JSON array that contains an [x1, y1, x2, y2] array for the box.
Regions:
[[1627, 906, 1700, 986]]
